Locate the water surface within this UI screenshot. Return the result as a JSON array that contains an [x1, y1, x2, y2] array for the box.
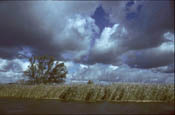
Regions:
[[0, 98, 174, 114]]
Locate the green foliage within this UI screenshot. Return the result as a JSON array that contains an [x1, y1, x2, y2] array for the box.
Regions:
[[24, 56, 68, 84]]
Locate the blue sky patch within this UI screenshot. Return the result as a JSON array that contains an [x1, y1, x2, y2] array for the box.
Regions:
[[91, 5, 114, 33]]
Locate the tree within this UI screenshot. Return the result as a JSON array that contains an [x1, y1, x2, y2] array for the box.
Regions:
[[24, 56, 68, 84]]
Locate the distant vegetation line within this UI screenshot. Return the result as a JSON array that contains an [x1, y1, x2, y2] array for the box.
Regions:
[[0, 84, 174, 103]]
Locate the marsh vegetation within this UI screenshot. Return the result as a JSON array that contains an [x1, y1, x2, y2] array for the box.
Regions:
[[0, 83, 174, 103]]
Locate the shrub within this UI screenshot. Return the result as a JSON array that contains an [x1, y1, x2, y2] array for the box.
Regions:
[[87, 80, 94, 84], [24, 56, 68, 84]]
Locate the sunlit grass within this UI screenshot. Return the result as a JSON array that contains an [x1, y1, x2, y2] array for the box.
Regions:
[[0, 83, 174, 103]]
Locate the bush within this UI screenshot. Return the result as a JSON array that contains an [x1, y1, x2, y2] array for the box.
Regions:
[[24, 56, 68, 84], [87, 80, 94, 84]]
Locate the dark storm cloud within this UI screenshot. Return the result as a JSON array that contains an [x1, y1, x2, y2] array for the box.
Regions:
[[151, 64, 174, 73], [122, 0, 174, 50], [0, 1, 99, 60], [107, 0, 174, 46], [0, 47, 18, 59], [121, 42, 174, 68], [0, 2, 60, 58], [81, 0, 174, 68]]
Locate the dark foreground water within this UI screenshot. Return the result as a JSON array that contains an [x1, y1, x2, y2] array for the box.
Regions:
[[0, 98, 174, 114]]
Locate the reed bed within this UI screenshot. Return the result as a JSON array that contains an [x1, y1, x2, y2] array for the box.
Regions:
[[0, 83, 174, 103]]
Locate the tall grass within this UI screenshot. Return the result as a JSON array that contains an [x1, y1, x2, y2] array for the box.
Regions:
[[0, 83, 174, 103]]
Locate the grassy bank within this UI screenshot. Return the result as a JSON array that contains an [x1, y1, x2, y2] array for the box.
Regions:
[[0, 83, 174, 103]]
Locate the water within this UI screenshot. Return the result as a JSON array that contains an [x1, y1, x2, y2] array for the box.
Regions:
[[0, 98, 174, 114]]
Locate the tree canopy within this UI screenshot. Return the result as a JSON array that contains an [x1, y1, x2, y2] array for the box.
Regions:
[[24, 56, 67, 84]]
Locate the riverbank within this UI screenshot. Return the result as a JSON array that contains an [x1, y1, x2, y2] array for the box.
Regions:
[[0, 83, 174, 103]]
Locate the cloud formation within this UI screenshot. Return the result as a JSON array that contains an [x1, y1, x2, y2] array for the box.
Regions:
[[69, 64, 174, 84], [73, 1, 174, 68], [77, 24, 128, 65], [0, 58, 29, 83], [0, 1, 174, 84], [121, 39, 174, 68], [0, 1, 98, 59]]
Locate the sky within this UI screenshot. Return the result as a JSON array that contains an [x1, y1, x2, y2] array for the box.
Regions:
[[0, 0, 174, 84]]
